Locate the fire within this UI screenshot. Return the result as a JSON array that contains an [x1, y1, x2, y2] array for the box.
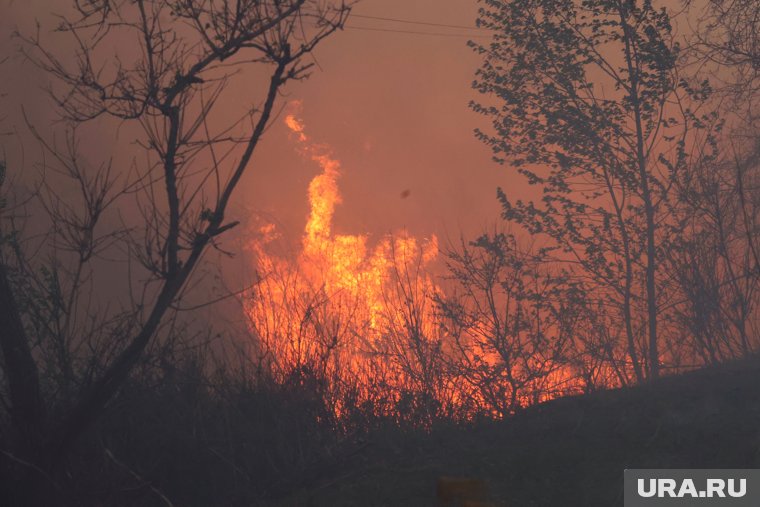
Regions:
[[245, 104, 590, 423], [246, 104, 445, 419], [285, 108, 438, 331]]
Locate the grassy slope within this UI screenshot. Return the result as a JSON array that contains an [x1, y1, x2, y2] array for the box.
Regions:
[[271, 357, 760, 507]]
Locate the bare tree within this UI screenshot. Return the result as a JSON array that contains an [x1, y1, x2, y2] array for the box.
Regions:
[[0, 0, 350, 501], [375, 238, 452, 425], [688, 0, 760, 127], [665, 142, 760, 364], [439, 232, 575, 417]]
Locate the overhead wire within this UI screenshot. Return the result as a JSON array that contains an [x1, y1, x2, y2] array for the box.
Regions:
[[342, 12, 496, 39], [288, 7, 495, 39], [290, 9, 496, 39], [350, 13, 491, 32], [344, 25, 493, 39]]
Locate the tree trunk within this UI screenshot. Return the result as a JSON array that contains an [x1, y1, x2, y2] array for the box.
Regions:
[[618, 0, 659, 379], [0, 261, 44, 453]]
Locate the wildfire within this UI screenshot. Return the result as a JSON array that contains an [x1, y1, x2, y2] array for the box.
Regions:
[[245, 104, 588, 423], [246, 104, 444, 418]]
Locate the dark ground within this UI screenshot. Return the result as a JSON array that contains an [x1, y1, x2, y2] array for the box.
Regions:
[[270, 358, 760, 507]]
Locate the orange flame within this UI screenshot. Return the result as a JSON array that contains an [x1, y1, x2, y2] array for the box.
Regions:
[[246, 104, 445, 418], [245, 104, 590, 422]]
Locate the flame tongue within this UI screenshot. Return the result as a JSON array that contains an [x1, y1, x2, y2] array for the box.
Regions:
[[284, 109, 438, 316], [248, 107, 440, 398], [246, 105, 586, 421]]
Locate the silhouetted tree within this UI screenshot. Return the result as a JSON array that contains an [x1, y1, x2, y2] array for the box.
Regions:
[[439, 232, 576, 416], [0, 1, 350, 503], [470, 0, 717, 380], [689, 0, 760, 126]]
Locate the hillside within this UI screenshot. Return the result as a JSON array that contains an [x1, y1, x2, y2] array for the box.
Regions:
[[271, 357, 760, 507]]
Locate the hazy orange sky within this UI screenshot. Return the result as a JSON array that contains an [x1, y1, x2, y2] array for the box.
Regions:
[[243, 0, 509, 245], [0, 0, 520, 255]]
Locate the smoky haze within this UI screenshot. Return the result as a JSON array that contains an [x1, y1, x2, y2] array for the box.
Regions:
[[2, 1, 759, 504], [0, 0, 513, 264]]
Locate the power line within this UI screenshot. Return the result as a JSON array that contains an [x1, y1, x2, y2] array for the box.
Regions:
[[345, 25, 493, 39], [350, 13, 489, 32]]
